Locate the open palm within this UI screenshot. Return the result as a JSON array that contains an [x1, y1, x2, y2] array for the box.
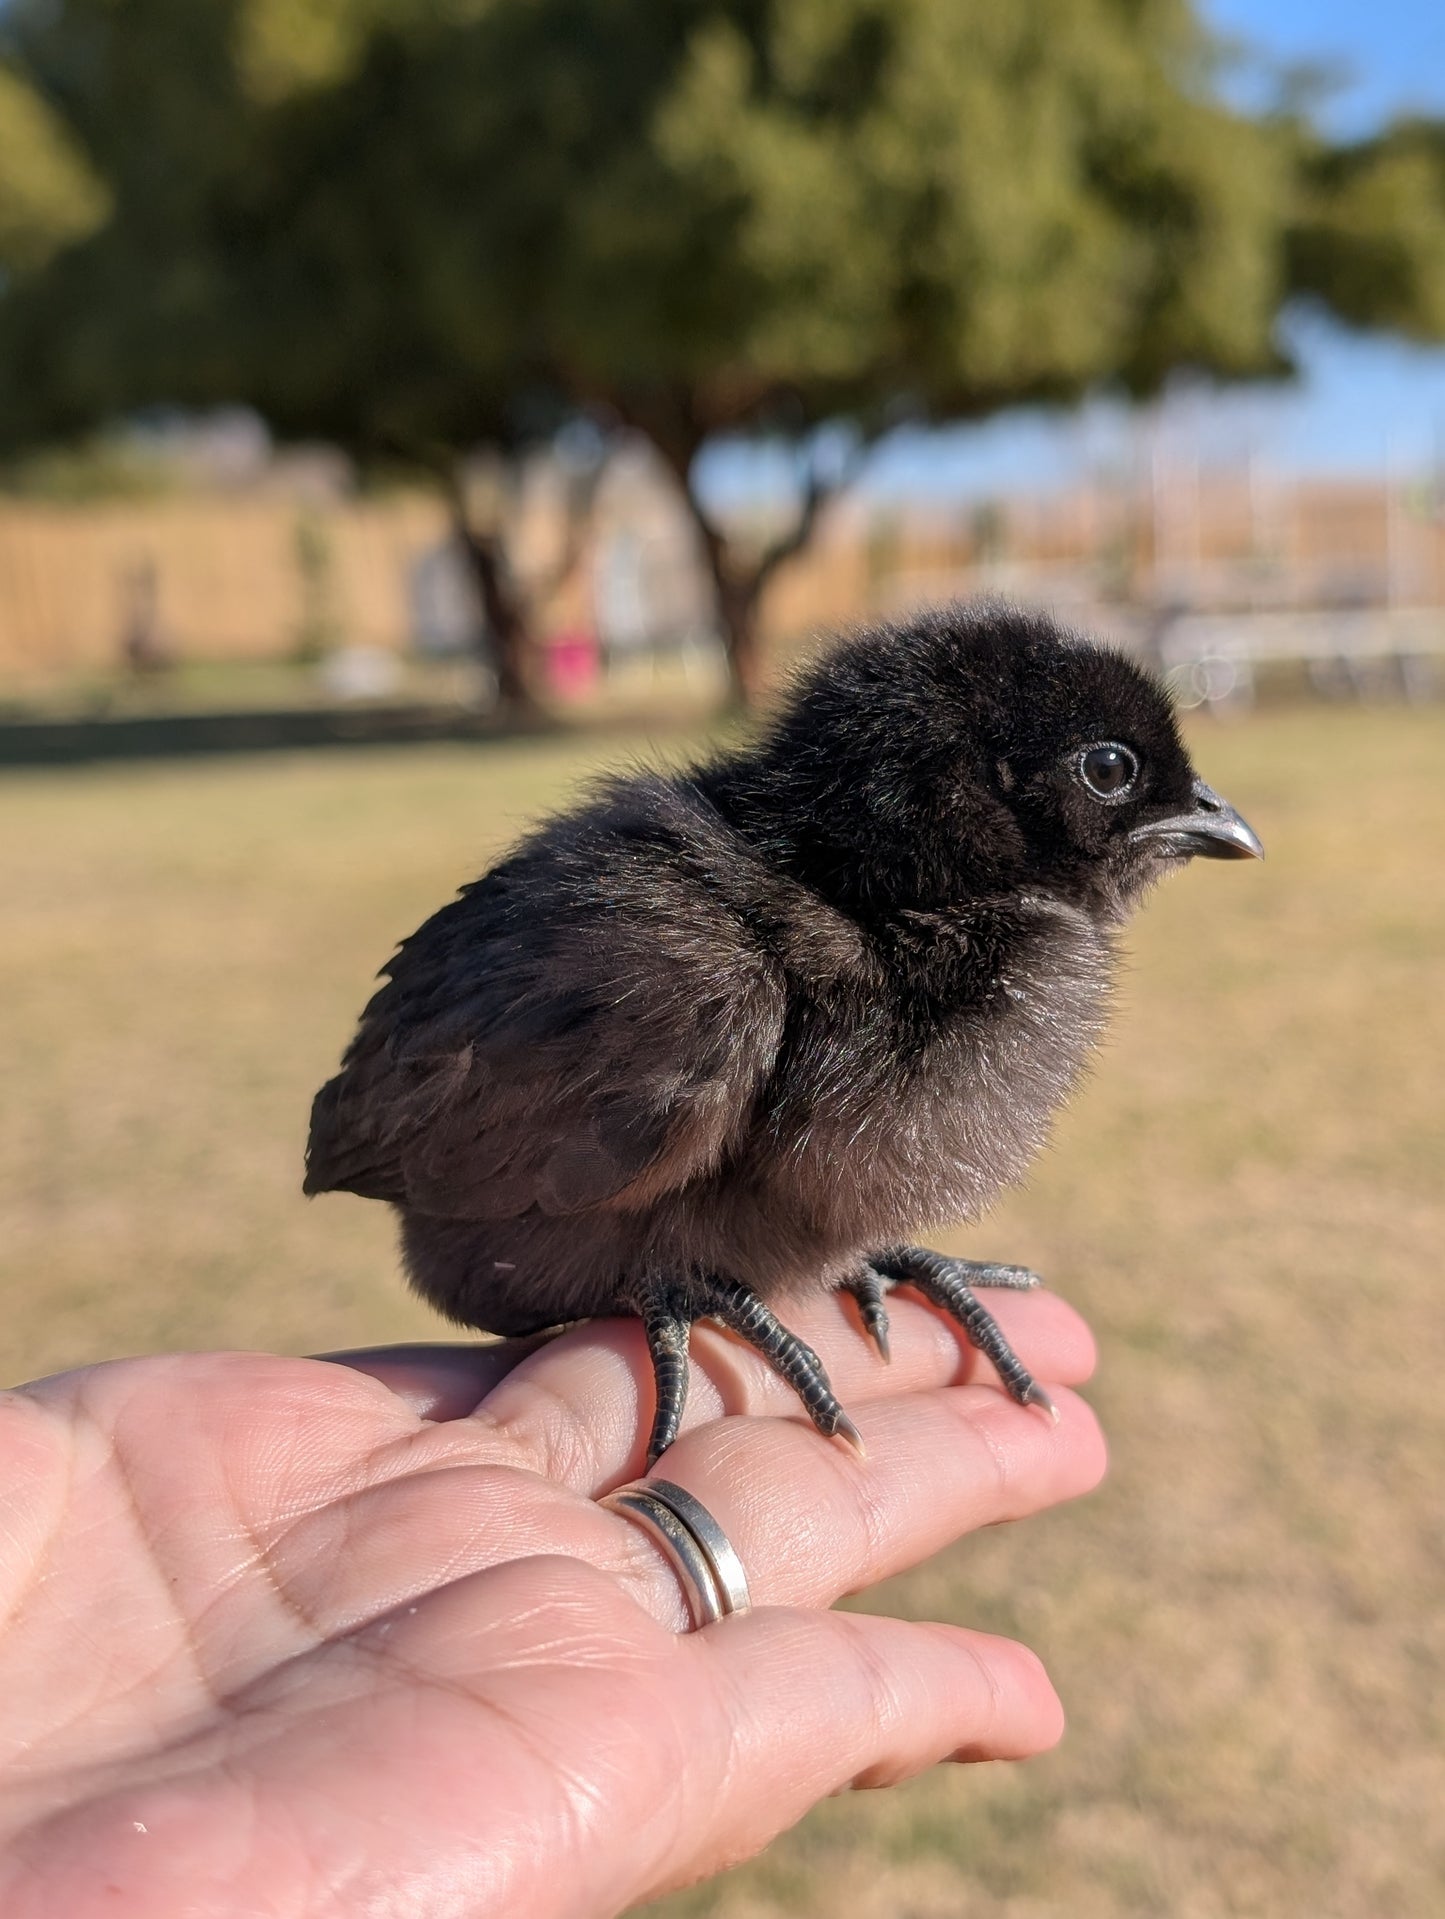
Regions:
[[0, 1287, 1103, 1918]]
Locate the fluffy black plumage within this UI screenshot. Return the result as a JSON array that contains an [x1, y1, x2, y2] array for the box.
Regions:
[[306, 603, 1262, 1457]]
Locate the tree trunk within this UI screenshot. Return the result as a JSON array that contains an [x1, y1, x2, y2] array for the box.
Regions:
[[448, 505, 537, 715], [673, 486, 763, 707], [606, 399, 868, 706], [724, 591, 768, 706], [660, 434, 856, 708], [713, 564, 768, 708]]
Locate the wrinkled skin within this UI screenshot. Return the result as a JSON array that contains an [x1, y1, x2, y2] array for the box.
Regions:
[[0, 1287, 1103, 1919]]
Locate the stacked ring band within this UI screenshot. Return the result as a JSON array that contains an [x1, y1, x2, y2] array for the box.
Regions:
[[601, 1478, 752, 1629]]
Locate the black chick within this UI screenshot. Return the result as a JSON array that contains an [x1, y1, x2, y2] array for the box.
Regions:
[[305, 604, 1262, 1460]]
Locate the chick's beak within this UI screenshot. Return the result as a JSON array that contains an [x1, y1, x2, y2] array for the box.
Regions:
[[1131, 779, 1265, 862]]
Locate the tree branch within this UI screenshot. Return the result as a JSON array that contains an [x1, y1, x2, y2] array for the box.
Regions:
[[525, 452, 609, 608], [751, 436, 872, 594]]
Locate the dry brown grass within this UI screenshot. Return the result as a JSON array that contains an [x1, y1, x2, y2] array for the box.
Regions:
[[2, 705, 1442, 1916]]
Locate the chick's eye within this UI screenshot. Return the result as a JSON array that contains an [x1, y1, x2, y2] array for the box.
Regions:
[[1078, 743, 1138, 800]]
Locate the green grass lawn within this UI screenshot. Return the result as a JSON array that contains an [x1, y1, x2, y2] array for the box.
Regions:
[[2, 706, 1442, 1917]]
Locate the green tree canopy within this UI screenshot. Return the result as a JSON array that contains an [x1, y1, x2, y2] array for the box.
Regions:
[[0, 61, 108, 281], [1288, 119, 1445, 341], [3, 0, 1444, 701]]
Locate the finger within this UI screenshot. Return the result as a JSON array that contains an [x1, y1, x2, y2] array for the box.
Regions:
[[317, 1337, 558, 1421], [246, 1362, 1097, 1663], [197, 1558, 1057, 1919], [707, 1606, 1064, 1776], [640, 1606, 1063, 1898], [478, 1286, 1095, 1490], [330, 1558, 1060, 1908], [606, 1383, 1105, 1629]]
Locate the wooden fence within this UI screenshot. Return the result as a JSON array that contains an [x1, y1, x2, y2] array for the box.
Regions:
[[0, 495, 450, 679]]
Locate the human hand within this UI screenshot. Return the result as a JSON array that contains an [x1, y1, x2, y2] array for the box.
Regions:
[[0, 1286, 1104, 1918]]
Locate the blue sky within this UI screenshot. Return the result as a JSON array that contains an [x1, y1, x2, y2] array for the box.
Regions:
[[1205, 0, 1445, 137], [1161, 0, 1445, 481], [708, 1, 1445, 507]]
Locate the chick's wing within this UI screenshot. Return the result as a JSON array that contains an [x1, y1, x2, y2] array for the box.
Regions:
[[304, 849, 784, 1220]]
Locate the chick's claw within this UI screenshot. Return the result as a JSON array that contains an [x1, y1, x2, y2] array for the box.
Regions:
[[872, 1245, 1055, 1419], [639, 1296, 694, 1465], [1021, 1380, 1061, 1425], [838, 1265, 894, 1362], [634, 1273, 864, 1464]]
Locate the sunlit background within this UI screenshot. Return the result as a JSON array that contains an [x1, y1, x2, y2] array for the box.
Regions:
[[2, 2, 1442, 1914]]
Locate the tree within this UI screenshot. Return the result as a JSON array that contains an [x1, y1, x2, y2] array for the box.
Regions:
[[0, 61, 109, 282], [1287, 119, 1445, 341], [3, 0, 1445, 705]]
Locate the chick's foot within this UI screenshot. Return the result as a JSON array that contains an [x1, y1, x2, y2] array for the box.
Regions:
[[632, 1274, 865, 1466], [863, 1246, 1057, 1422]]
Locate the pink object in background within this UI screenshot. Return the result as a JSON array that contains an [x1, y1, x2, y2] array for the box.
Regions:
[[544, 629, 601, 699]]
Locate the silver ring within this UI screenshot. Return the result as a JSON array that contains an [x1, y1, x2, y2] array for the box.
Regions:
[[600, 1478, 752, 1630]]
